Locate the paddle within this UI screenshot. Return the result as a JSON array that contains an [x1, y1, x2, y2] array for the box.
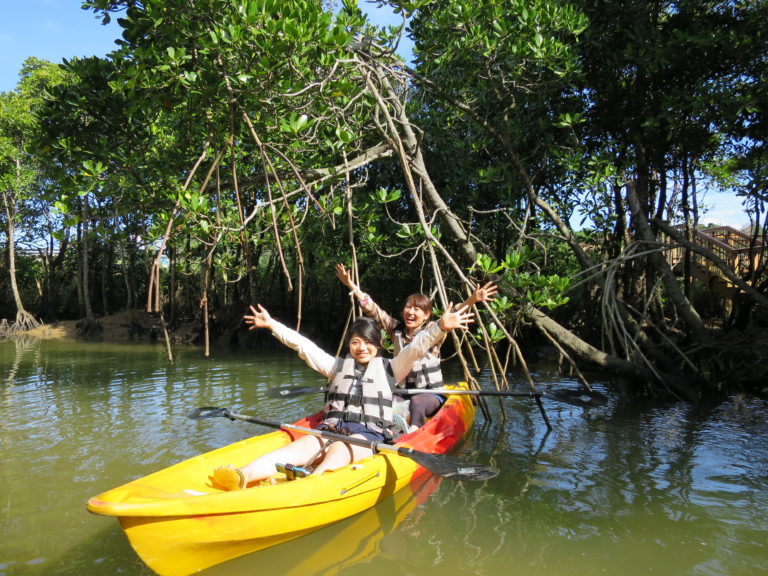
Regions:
[[187, 407, 499, 482], [265, 385, 609, 408]]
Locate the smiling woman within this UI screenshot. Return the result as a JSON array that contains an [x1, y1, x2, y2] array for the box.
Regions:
[[335, 262, 497, 428], [210, 302, 475, 489]]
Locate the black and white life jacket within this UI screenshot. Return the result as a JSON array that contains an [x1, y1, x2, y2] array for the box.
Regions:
[[324, 356, 396, 435], [393, 327, 443, 389]]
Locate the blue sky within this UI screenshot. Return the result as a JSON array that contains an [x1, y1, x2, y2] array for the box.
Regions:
[[0, 1, 747, 228], [0, 1, 121, 93]]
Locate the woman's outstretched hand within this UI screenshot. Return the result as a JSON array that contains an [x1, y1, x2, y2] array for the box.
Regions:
[[243, 304, 274, 330], [335, 263, 356, 290], [438, 303, 475, 331], [471, 281, 498, 304]]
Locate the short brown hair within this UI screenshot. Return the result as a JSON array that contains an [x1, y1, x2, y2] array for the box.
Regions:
[[403, 293, 432, 316]]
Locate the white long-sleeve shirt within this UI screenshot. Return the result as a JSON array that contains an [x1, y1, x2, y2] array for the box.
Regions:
[[269, 320, 447, 385]]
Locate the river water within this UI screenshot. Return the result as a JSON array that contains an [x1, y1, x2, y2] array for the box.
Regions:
[[1, 338, 766, 576]]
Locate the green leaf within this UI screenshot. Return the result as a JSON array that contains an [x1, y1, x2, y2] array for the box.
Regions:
[[335, 127, 355, 143]]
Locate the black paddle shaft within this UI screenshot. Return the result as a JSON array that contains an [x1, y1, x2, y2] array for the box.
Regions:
[[267, 385, 608, 408]]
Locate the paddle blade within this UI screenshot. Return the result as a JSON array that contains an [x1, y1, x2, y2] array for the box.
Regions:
[[186, 406, 232, 420], [264, 386, 324, 398], [547, 389, 608, 408], [401, 448, 499, 481]]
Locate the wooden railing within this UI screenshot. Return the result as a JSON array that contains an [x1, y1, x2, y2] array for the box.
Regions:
[[664, 225, 764, 286]]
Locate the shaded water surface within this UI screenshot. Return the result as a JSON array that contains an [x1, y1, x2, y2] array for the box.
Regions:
[[1, 338, 766, 575]]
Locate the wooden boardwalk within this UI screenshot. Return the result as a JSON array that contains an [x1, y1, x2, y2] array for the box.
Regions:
[[664, 225, 765, 299]]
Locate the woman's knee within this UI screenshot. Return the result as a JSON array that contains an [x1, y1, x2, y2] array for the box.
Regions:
[[409, 395, 440, 426], [314, 441, 355, 472]]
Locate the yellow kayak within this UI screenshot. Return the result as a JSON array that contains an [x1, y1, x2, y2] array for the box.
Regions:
[[87, 383, 478, 576]]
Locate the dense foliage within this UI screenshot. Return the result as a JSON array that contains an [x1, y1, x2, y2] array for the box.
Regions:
[[1, 0, 766, 398]]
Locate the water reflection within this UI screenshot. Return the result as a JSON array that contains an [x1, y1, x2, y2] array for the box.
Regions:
[[1, 339, 767, 576], [199, 473, 444, 576]]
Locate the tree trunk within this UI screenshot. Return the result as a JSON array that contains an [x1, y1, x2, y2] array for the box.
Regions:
[[118, 233, 135, 310], [2, 191, 25, 314], [75, 221, 84, 316], [2, 161, 40, 332], [81, 195, 94, 321], [2, 190, 39, 332], [529, 308, 700, 400], [625, 180, 710, 345]]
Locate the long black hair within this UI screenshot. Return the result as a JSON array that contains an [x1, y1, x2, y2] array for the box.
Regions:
[[347, 317, 382, 348]]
